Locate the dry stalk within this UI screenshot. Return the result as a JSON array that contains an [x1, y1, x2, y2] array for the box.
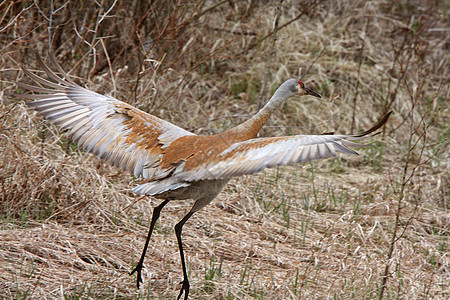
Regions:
[[378, 45, 443, 300], [257, 0, 284, 111]]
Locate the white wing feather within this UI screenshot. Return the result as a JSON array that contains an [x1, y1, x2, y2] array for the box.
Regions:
[[18, 56, 194, 179], [173, 134, 362, 182]]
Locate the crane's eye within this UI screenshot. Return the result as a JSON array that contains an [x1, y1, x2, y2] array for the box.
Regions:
[[298, 80, 304, 88]]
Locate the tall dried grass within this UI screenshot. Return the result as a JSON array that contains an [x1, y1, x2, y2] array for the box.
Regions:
[[0, 0, 448, 299]]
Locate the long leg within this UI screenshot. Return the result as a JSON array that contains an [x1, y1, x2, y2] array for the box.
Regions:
[[130, 200, 170, 289], [175, 211, 195, 300]]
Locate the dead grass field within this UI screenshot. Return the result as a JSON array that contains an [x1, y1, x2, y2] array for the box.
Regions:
[[0, 0, 448, 299]]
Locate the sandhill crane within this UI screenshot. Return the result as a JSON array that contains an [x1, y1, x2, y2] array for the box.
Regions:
[[17, 54, 391, 300]]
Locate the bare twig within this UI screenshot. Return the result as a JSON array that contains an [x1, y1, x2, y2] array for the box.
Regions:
[[258, 0, 284, 110]]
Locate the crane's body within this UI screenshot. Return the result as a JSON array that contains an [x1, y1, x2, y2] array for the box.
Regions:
[[17, 54, 391, 300]]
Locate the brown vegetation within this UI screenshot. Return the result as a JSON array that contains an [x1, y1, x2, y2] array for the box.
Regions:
[[0, 0, 448, 299]]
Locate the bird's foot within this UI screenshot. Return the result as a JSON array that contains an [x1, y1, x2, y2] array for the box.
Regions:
[[130, 262, 144, 289], [177, 279, 190, 300]]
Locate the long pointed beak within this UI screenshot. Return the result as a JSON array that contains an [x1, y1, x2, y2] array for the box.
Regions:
[[304, 87, 321, 98]]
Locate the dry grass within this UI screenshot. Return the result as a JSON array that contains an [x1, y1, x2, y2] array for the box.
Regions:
[[0, 0, 448, 299]]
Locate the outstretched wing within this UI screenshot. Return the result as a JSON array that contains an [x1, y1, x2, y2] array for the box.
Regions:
[[173, 135, 359, 181], [171, 112, 392, 182], [133, 112, 391, 194], [17, 54, 195, 179]]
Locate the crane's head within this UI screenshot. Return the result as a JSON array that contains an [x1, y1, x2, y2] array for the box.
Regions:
[[264, 79, 322, 112], [296, 80, 321, 98]]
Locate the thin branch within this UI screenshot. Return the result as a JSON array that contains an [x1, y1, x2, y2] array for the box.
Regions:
[[244, 0, 321, 53]]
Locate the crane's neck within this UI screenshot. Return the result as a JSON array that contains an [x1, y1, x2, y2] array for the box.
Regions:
[[226, 88, 290, 140]]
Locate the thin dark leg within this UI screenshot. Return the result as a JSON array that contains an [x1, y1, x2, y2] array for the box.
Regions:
[[130, 200, 170, 289], [175, 211, 195, 300]]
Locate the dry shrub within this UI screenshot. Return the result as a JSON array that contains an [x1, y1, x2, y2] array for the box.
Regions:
[[0, 0, 448, 299]]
